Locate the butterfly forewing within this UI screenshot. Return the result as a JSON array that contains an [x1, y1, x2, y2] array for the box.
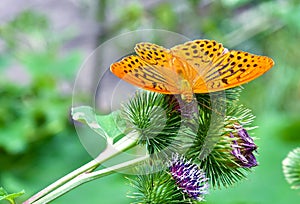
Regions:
[[193, 50, 274, 92], [134, 42, 196, 93], [110, 55, 181, 94], [135, 42, 172, 67], [135, 42, 197, 83], [171, 40, 227, 76]]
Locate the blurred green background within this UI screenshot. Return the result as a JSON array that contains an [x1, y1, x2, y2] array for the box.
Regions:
[[1, 0, 300, 203]]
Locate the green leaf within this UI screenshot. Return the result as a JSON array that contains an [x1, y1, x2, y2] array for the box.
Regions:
[[96, 111, 126, 143], [0, 187, 25, 204], [71, 106, 126, 144]]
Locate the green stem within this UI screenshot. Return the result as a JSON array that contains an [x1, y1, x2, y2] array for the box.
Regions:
[[23, 160, 98, 204], [23, 131, 139, 204], [31, 155, 149, 204]]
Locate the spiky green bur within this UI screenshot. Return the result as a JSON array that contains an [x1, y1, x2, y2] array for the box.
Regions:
[[127, 156, 209, 204], [283, 148, 300, 189], [121, 91, 196, 155], [190, 89, 259, 188], [128, 167, 192, 204]]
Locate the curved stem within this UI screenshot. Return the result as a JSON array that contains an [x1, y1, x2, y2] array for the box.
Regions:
[[23, 131, 139, 204], [31, 155, 149, 204], [23, 159, 99, 204]]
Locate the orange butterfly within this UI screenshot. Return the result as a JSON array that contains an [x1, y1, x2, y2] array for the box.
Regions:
[[110, 39, 274, 102]]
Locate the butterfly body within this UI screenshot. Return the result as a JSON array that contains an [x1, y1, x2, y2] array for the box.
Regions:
[[179, 79, 193, 102], [110, 39, 274, 102], [170, 56, 199, 102]]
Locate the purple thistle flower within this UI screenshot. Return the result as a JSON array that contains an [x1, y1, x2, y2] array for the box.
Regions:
[[230, 124, 258, 168], [169, 154, 209, 201]]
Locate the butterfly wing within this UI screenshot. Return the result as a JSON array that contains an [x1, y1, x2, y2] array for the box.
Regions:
[[191, 50, 274, 92], [171, 40, 274, 93], [134, 42, 197, 93], [110, 55, 181, 94], [111, 40, 274, 95], [134, 42, 172, 67], [135, 42, 199, 79], [134, 42, 200, 96], [170, 40, 227, 81]]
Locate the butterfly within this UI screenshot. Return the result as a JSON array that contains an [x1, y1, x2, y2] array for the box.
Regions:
[[110, 39, 274, 102]]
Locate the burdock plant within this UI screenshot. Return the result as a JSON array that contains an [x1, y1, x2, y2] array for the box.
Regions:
[[22, 37, 274, 203], [23, 86, 260, 204]]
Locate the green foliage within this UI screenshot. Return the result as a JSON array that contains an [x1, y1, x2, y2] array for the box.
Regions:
[[0, 10, 48, 50], [277, 119, 300, 143], [0, 9, 81, 79], [152, 3, 178, 30], [121, 3, 143, 29], [19, 50, 81, 79], [0, 10, 82, 155], [0, 10, 82, 203], [0, 78, 71, 154], [0, 187, 24, 204]]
